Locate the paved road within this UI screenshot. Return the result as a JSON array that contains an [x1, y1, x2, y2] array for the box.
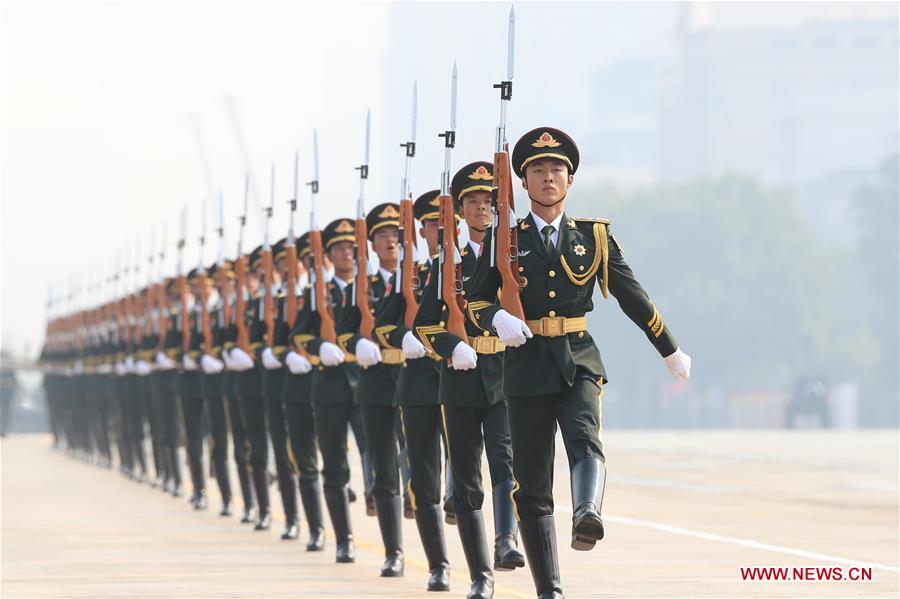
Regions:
[[2, 431, 897, 597]]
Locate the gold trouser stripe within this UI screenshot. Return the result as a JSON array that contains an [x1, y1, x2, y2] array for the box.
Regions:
[[509, 478, 521, 522], [439, 405, 452, 465], [286, 438, 299, 475], [399, 408, 417, 512], [525, 315, 588, 337]]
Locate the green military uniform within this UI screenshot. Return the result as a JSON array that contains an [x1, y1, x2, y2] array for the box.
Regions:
[[180, 268, 210, 509], [337, 202, 405, 578], [374, 190, 452, 591], [414, 162, 525, 599], [281, 232, 326, 550], [468, 127, 681, 598], [289, 218, 364, 564], [156, 283, 185, 497], [260, 239, 301, 540]]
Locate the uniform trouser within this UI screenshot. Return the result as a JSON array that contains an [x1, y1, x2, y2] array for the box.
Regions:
[[156, 376, 183, 486], [507, 377, 604, 520], [360, 404, 401, 499], [348, 403, 374, 494], [93, 394, 112, 461], [141, 382, 162, 479], [241, 395, 270, 512], [206, 394, 232, 502], [265, 379, 298, 521], [401, 405, 446, 509], [180, 393, 206, 494], [123, 377, 146, 473], [285, 401, 320, 483], [313, 402, 354, 489], [228, 393, 255, 507], [442, 401, 514, 513]]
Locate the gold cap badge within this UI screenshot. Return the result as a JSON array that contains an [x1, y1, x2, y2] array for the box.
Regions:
[[335, 220, 354, 233], [378, 205, 401, 219], [468, 165, 492, 180], [532, 132, 561, 148]]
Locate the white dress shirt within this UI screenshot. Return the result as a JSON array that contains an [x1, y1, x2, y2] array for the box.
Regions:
[[530, 211, 565, 250]]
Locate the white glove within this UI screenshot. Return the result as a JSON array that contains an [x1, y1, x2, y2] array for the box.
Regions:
[[221, 349, 235, 371], [123, 356, 133, 372], [319, 342, 345, 367], [201, 354, 225, 374], [229, 347, 255, 371], [182, 354, 199, 371], [97, 363, 112, 375], [261, 347, 283, 370], [664, 347, 692, 380], [73, 359, 84, 374], [401, 331, 428, 359], [492, 309, 533, 348], [450, 341, 478, 371], [285, 351, 313, 375], [114, 361, 127, 376], [134, 360, 153, 376], [355, 338, 382, 367], [154, 352, 176, 371]]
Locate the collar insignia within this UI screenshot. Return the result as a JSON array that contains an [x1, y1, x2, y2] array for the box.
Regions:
[[532, 131, 562, 148], [519, 220, 531, 230], [566, 219, 577, 229]]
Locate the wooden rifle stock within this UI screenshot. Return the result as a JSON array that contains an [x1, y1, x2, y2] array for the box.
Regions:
[[262, 249, 275, 348], [200, 275, 213, 354], [399, 199, 418, 329], [234, 256, 251, 353], [132, 291, 144, 347], [156, 282, 168, 353], [215, 268, 232, 335], [309, 230, 336, 343], [439, 194, 467, 341], [286, 244, 298, 329], [493, 147, 525, 320], [355, 218, 374, 339], [177, 275, 189, 353]]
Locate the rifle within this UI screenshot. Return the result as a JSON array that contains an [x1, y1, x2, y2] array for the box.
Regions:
[[286, 151, 300, 329], [199, 197, 213, 354], [177, 206, 189, 354], [398, 82, 419, 328], [491, 6, 525, 320], [215, 192, 232, 330], [234, 174, 252, 353], [353, 111, 374, 339], [156, 223, 169, 353], [132, 239, 144, 348], [307, 130, 336, 343], [145, 228, 156, 339], [262, 163, 276, 348], [437, 63, 468, 343]]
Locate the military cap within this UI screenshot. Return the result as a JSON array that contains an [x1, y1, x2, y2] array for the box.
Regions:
[[451, 161, 494, 207], [413, 190, 441, 222], [187, 266, 213, 284], [164, 277, 177, 295], [296, 232, 311, 258], [511, 127, 579, 178], [323, 218, 356, 249], [208, 260, 235, 281], [249, 244, 265, 270], [273, 237, 288, 263], [366, 203, 400, 240]]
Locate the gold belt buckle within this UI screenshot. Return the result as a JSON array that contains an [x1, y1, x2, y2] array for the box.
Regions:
[[381, 348, 404, 364], [541, 316, 566, 337], [472, 336, 501, 354]]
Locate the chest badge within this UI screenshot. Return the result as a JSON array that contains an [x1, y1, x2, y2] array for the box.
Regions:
[[573, 244, 587, 256]]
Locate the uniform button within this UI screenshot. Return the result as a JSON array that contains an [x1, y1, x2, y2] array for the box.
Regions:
[[548, 290, 556, 298], [549, 270, 556, 277], [439, 321, 445, 327], [483, 331, 490, 337], [518, 266, 524, 273], [579, 331, 585, 338], [549, 310, 556, 317]]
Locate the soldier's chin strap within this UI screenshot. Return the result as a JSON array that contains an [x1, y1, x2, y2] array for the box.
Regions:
[[527, 191, 567, 208]]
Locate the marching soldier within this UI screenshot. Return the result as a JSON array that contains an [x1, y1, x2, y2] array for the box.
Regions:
[[181, 269, 209, 510], [414, 162, 525, 599], [290, 217, 363, 564], [374, 190, 453, 592], [154, 278, 185, 497], [197, 263, 235, 516], [258, 238, 302, 540], [468, 127, 693, 598], [282, 232, 327, 551], [338, 203, 405, 578]]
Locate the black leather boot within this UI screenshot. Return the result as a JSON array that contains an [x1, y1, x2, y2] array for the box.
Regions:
[[456, 510, 494, 599], [299, 479, 325, 551], [519, 516, 563, 599], [240, 505, 257, 524], [251, 467, 270, 529], [191, 489, 209, 510], [492, 481, 525, 571], [281, 519, 300, 540], [254, 510, 272, 531], [375, 495, 404, 577], [570, 457, 605, 551], [324, 486, 355, 563], [414, 504, 450, 592], [237, 465, 256, 523], [219, 498, 234, 517], [278, 473, 299, 540]]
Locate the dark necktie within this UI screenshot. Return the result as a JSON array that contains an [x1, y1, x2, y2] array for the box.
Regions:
[[541, 224, 556, 253]]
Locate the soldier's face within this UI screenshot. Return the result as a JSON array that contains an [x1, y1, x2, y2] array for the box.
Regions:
[[372, 226, 399, 262], [329, 241, 354, 273], [246, 271, 260, 294], [460, 191, 493, 231], [522, 158, 572, 205], [419, 220, 439, 255]]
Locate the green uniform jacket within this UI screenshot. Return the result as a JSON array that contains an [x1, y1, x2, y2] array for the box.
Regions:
[[413, 247, 504, 408], [468, 212, 678, 397]]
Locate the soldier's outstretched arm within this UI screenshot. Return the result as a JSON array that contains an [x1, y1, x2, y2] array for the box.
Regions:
[[604, 227, 679, 358]]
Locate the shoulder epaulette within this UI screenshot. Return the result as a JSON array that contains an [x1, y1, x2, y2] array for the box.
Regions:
[[573, 216, 611, 225]]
